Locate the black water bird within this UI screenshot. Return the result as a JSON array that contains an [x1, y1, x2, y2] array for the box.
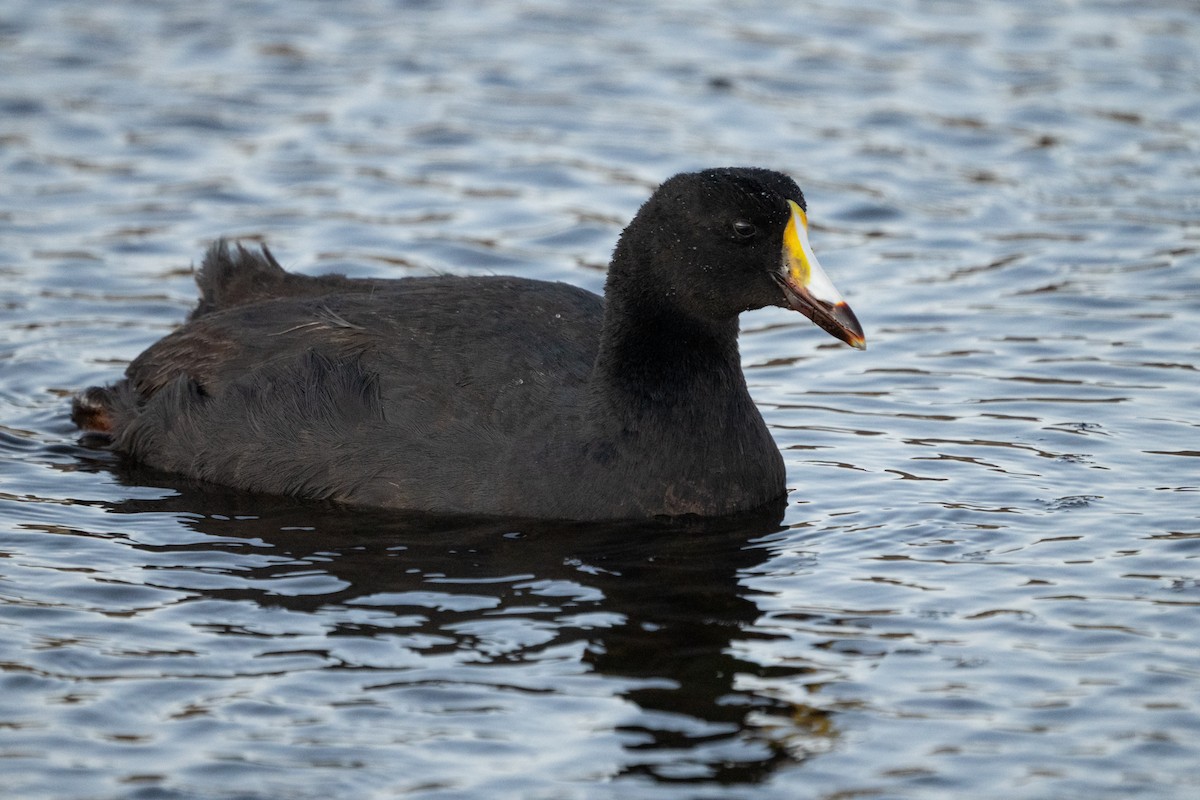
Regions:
[[73, 168, 865, 519]]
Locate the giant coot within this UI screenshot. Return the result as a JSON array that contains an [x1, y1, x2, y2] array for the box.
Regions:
[[73, 168, 865, 519]]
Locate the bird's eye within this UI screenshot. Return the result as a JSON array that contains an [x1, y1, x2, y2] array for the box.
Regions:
[[731, 220, 757, 239]]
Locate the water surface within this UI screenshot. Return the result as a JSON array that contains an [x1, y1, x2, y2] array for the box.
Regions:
[[2, 1, 1199, 798]]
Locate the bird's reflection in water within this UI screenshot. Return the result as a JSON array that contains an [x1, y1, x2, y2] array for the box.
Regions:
[[97, 463, 839, 784]]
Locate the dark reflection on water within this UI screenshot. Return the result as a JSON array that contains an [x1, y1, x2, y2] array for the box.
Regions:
[[108, 474, 792, 782], [40, 458, 826, 789]]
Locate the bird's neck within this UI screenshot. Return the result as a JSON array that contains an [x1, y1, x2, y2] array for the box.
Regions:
[[570, 246, 784, 518], [590, 278, 748, 419]]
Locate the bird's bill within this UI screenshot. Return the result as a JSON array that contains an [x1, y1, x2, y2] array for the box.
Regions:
[[777, 199, 866, 350]]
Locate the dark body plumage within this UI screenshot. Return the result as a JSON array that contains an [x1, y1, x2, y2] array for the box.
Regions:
[[74, 168, 863, 520]]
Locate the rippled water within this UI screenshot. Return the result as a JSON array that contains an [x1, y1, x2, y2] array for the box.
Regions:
[[2, 1, 1199, 798]]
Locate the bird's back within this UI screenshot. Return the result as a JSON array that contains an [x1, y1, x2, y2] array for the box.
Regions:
[[80, 243, 607, 512]]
